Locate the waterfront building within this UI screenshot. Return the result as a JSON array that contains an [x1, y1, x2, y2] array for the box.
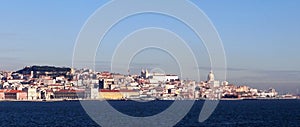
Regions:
[[0, 90, 4, 99], [258, 88, 278, 98], [120, 89, 140, 99], [99, 89, 123, 100], [53, 89, 85, 99], [26, 87, 37, 100], [4, 90, 27, 100], [45, 89, 54, 99], [85, 87, 99, 99]]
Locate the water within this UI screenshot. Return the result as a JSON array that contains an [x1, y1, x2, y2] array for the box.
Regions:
[[0, 100, 299, 127]]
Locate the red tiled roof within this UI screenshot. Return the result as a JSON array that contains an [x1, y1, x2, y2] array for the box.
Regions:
[[55, 89, 85, 93], [99, 89, 139, 93], [5, 90, 25, 93], [99, 89, 120, 92]]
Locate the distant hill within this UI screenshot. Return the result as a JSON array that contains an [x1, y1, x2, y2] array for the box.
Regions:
[[16, 66, 71, 78]]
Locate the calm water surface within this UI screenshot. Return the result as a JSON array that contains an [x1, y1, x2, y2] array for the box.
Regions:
[[0, 100, 299, 127]]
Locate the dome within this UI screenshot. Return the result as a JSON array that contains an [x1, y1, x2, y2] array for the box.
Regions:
[[207, 71, 215, 82]]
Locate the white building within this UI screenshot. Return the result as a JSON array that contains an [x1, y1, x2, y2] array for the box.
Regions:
[[258, 88, 278, 98], [206, 71, 220, 88], [90, 88, 99, 99], [141, 69, 179, 83], [99, 78, 114, 89], [222, 81, 229, 86], [149, 74, 179, 83], [27, 87, 37, 100], [210, 81, 220, 87]]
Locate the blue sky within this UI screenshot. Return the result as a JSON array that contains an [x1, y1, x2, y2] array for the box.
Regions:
[[0, 0, 299, 93]]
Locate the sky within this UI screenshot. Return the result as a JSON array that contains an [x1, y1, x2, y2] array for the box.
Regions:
[[0, 0, 299, 94]]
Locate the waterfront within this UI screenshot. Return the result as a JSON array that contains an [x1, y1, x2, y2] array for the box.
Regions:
[[0, 100, 299, 127], [2, 66, 295, 102]]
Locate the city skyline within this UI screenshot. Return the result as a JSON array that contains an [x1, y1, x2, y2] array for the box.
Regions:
[[1, 0, 300, 93]]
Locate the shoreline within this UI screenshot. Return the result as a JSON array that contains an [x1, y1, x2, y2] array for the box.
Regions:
[[0, 98, 299, 102]]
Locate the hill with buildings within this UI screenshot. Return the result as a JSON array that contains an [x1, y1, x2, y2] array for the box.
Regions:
[[15, 66, 71, 78]]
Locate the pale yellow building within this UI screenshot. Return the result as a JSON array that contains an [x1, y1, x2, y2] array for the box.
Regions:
[[99, 90, 123, 100], [98, 89, 140, 100]]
